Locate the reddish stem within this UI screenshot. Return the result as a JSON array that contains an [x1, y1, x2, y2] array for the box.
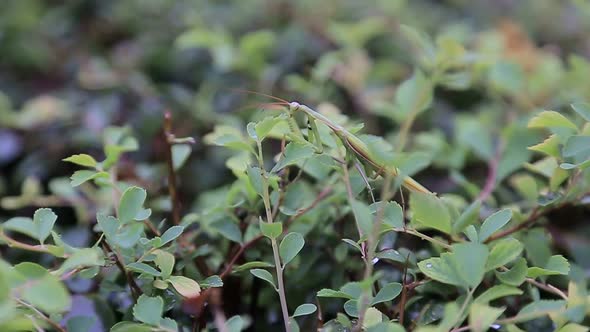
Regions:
[[164, 111, 181, 226]]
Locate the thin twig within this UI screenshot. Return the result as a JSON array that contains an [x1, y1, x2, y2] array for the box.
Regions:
[[102, 241, 142, 301], [0, 231, 69, 257], [256, 139, 291, 332], [163, 111, 210, 277], [450, 287, 476, 329], [525, 277, 568, 300], [478, 141, 504, 202], [399, 228, 452, 249], [210, 288, 229, 332], [398, 254, 410, 326], [484, 203, 566, 243], [15, 299, 66, 332], [164, 111, 181, 226]]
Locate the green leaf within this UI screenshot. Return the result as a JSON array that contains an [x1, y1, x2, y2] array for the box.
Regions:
[[211, 220, 242, 243], [32, 208, 57, 244], [453, 200, 481, 234], [496, 258, 528, 286], [153, 279, 168, 290], [225, 315, 246, 332], [418, 243, 489, 289], [486, 238, 524, 271], [201, 275, 224, 288], [96, 213, 118, 240], [560, 160, 590, 170], [55, 248, 104, 275], [351, 199, 374, 235], [527, 111, 577, 131], [469, 303, 504, 332], [168, 275, 201, 298], [114, 223, 144, 248], [279, 232, 305, 266], [70, 170, 108, 187], [260, 222, 283, 239], [250, 269, 276, 289], [159, 226, 184, 246], [362, 308, 383, 329], [557, 323, 590, 332], [489, 61, 524, 93], [247, 166, 265, 198], [292, 303, 317, 318], [399, 25, 436, 68], [376, 249, 408, 264], [343, 299, 359, 317], [133, 295, 163, 326], [233, 261, 274, 273], [160, 318, 178, 331], [66, 316, 96, 332], [63, 154, 97, 168], [370, 201, 403, 229], [366, 322, 405, 332], [154, 250, 175, 279], [571, 102, 590, 122], [255, 116, 283, 141], [204, 125, 255, 154], [528, 135, 561, 158], [371, 282, 402, 305], [127, 262, 161, 277], [395, 70, 433, 119], [316, 288, 354, 299], [475, 284, 523, 303], [410, 192, 451, 234], [119, 187, 147, 223], [110, 322, 153, 332], [527, 255, 570, 278], [515, 300, 566, 323], [342, 238, 363, 254], [172, 144, 191, 171], [479, 209, 512, 242], [2, 217, 36, 239], [14, 263, 71, 314], [271, 142, 315, 172], [563, 135, 590, 158]]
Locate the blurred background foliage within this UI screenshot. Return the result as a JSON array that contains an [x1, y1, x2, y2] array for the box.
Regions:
[[2, 0, 590, 195], [2, 0, 590, 330]]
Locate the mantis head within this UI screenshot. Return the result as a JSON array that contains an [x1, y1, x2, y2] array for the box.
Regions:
[[289, 102, 301, 113]]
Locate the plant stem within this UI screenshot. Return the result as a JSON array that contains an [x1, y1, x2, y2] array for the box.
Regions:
[[15, 299, 66, 332], [102, 241, 141, 300], [256, 139, 291, 332], [399, 228, 452, 249], [106, 166, 141, 301], [164, 111, 181, 226], [356, 173, 396, 330], [272, 239, 291, 332], [450, 287, 476, 329], [396, 110, 419, 153], [163, 111, 211, 277], [0, 231, 68, 257]]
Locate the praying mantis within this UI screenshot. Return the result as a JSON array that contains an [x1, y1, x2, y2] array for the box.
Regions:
[[244, 90, 434, 195]]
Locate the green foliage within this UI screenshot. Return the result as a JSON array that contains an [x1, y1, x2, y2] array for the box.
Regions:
[[2, 2, 590, 331]]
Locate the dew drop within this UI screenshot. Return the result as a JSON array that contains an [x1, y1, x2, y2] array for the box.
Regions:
[[425, 263, 433, 268]]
